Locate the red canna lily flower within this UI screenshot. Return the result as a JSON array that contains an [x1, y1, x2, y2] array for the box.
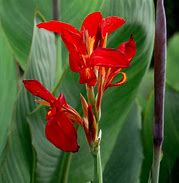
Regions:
[[23, 80, 83, 152], [37, 12, 125, 86]]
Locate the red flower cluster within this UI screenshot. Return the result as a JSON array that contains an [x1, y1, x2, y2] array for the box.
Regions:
[[23, 12, 136, 152]]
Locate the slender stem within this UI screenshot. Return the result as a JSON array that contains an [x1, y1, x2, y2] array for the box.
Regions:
[[93, 146, 103, 183], [52, 0, 60, 20], [151, 146, 162, 183], [152, 0, 167, 182], [60, 153, 72, 183]]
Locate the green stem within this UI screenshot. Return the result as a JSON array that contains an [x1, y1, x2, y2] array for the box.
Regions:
[[93, 146, 103, 183], [59, 153, 72, 183], [151, 146, 162, 183]]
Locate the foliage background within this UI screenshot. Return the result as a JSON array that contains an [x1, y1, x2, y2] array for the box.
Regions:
[[0, 0, 178, 182]]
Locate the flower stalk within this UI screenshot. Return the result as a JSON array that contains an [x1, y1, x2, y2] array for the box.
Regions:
[[93, 145, 103, 183], [91, 130, 103, 183], [152, 0, 167, 182]]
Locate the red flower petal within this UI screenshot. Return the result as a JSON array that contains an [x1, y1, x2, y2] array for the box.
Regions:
[[45, 111, 79, 152], [37, 21, 80, 36], [57, 93, 67, 106], [37, 21, 86, 58], [101, 16, 125, 38], [61, 29, 86, 55], [23, 80, 56, 104], [91, 48, 130, 68], [91, 36, 136, 68], [81, 12, 102, 38], [118, 35, 136, 61], [69, 52, 83, 72], [79, 67, 96, 86]]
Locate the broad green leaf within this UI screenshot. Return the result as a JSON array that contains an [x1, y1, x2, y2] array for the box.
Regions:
[[159, 86, 179, 183], [137, 69, 154, 110], [141, 86, 179, 183], [103, 102, 143, 183], [0, 22, 56, 183], [140, 91, 153, 183], [0, 24, 17, 157], [166, 33, 179, 91], [0, 0, 35, 70], [137, 70, 154, 183]]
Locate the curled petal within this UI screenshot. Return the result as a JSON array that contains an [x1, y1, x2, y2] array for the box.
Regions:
[[118, 35, 136, 61], [81, 12, 102, 38], [45, 112, 79, 152], [107, 72, 127, 88], [91, 48, 130, 68], [79, 67, 96, 86], [37, 21, 81, 36], [101, 16, 125, 38], [23, 80, 56, 104]]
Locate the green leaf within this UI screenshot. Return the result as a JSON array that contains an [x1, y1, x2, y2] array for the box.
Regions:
[[137, 69, 154, 110], [0, 24, 17, 158], [0, 21, 56, 183], [141, 86, 179, 183], [159, 86, 179, 183], [0, 0, 35, 70], [166, 33, 179, 91], [140, 91, 153, 183], [103, 102, 143, 183]]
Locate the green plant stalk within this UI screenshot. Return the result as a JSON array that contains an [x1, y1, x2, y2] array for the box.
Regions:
[[151, 146, 162, 183], [59, 153, 73, 183], [93, 146, 103, 183], [152, 0, 166, 182]]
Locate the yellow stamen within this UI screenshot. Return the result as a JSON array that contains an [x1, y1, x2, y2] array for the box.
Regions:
[[47, 110, 52, 116], [88, 37, 95, 55], [102, 33, 108, 48], [35, 100, 50, 106], [84, 30, 95, 56]]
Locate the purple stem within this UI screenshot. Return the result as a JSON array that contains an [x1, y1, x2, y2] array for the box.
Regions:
[[52, 0, 60, 20], [152, 0, 167, 182]]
